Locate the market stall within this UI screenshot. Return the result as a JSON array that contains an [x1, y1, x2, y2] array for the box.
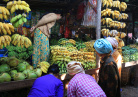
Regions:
[[0, 0, 137, 96]]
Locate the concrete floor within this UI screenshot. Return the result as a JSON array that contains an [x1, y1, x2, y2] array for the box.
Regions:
[[121, 86, 138, 97]]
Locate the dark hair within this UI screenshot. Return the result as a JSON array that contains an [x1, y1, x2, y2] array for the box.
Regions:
[[47, 64, 60, 74]]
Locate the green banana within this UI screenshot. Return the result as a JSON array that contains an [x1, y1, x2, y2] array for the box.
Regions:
[[22, 17, 27, 23], [18, 17, 24, 25], [10, 15, 18, 23]]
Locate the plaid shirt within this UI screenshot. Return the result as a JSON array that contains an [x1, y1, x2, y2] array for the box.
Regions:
[[67, 73, 106, 97]]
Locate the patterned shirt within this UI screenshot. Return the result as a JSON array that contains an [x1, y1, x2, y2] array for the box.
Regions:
[[67, 73, 106, 97], [98, 55, 121, 97]]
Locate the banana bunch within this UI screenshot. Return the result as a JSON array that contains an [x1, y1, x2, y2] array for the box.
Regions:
[[101, 8, 112, 16], [112, 1, 120, 8], [117, 32, 126, 38], [101, 29, 110, 37], [112, 10, 120, 19], [66, 46, 78, 52], [109, 21, 126, 29], [0, 22, 14, 35], [0, 6, 10, 20], [121, 13, 128, 20], [83, 61, 96, 70], [101, 18, 112, 25], [37, 61, 50, 73], [0, 35, 11, 49], [102, 0, 113, 8], [56, 61, 67, 74], [110, 30, 118, 37], [11, 34, 32, 48], [115, 36, 125, 47], [83, 52, 95, 62], [50, 46, 70, 56], [118, 22, 126, 29], [84, 41, 95, 52], [119, 2, 127, 11], [7, 0, 31, 14], [76, 43, 86, 50], [3, 0, 9, 2], [10, 14, 27, 28], [70, 51, 84, 62], [68, 39, 76, 45]]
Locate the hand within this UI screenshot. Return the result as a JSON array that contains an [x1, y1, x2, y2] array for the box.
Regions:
[[30, 26, 36, 33]]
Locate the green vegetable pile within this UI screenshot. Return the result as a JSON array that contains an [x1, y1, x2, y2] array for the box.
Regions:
[[122, 46, 138, 62], [6, 44, 33, 60]]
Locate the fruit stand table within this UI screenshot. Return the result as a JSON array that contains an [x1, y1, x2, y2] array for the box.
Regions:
[[0, 60, 137, 92], [0, 68, 100, 92]]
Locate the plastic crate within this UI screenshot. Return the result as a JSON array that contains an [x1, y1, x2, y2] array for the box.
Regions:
[[0, 48, 8, 58]]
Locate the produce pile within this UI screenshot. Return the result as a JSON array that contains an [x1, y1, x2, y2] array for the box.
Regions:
[[7, 0, 31, 14], [122, 44, 138, 62], [101, 0, 127, 38], [0, 57, 43, 83], [50, 38, 96, 74], [6, 44, 33, 60]]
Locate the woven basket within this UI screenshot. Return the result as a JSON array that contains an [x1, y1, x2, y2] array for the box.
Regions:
[[121, 67, 130, 86]]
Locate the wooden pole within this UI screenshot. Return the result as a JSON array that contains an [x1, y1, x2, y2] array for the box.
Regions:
[[96, 0, 102, 68]]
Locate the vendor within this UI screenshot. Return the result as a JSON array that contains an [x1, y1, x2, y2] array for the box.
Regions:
[[94, 39, 121, 97], [30, 13, 62, 67], [106, 37, 122, 79]]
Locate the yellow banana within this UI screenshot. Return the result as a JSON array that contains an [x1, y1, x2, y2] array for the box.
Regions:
[[18, 5, 23, 10], [16, 35, 21, 47], [20, 36, 24, 48], [17, 0, 22, 5], [0, 37, 1, 45], [3, 14, 8, 20], [7, 1, 13, 9], [0, 7, 6, 15], [2, 27, 7, 35], [11, 5, 16, 14], [1, 36, 5, 43], [7, 24, 14, 33], [21, 1, 27, 6], [3, 23, 11, 35], [0, 14, 3, 20], [12, 34, 19, 45], [15, 4, 19, 10], [5, 8, 10, 15]]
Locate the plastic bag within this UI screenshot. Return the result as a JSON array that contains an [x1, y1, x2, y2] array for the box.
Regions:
[[82, 0, 97, 27]]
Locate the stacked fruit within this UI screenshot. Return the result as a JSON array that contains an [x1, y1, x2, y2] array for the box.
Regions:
[[11, 34, 32, 48], [3, 0, 9, 2], [118, 13, 128, 20], [7, 0, 31, 14], [101, 29, 126, 38], [119, 2, 127, 11], [0, 35, 11, 49], [102, 0, 113, 8], [102, 0, 127, 11], [37, 61, 50, 73], [70, 51, 83, 62], [0, 22, 14, 35], [0, 6, 10, 20], [84, 41, 95, 52], [0, 57, 42, 83], [110, 21, 126, 29], [50, 45, 71, 74], [10, 14, 27, 28]]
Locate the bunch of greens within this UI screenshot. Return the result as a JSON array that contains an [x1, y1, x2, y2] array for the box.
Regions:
[[6, 44, 33, 60]]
